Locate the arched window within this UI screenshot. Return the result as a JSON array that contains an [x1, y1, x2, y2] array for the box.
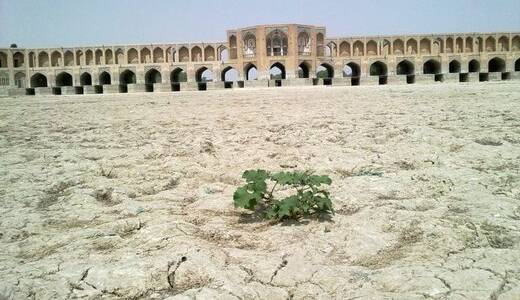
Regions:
[[127, 48, 138, 64], [64, 51, 74, 66], [140, 48, 151, 63], [298, 32, 311, 55], [229, 35, 237, 59], [353, 41, 364, 56], [243, 33, 256, 57], [393, 39, 404, 55], [420, 39, 431, 54], [38, 51, 49, 67], [191, 46, 202, 62], [51, 51, 62, 67], [178, 47, 189, 62], [204, 46, 215, 61], [13, 52, 25, 68], [105, 49, 114, 64], [366, 40, 377, 56], [339, 41, 350, 56], [266, 30, 288, 57]]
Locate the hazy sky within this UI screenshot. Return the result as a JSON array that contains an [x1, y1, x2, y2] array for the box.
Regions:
[[1, 0, 519, 48]]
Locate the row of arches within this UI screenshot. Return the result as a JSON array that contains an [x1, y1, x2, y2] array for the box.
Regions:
[[1, 45, 229, 68], [326, 35, 520, 57], [21, 57, 520, 89]]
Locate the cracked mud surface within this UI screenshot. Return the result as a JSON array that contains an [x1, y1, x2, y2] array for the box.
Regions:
[[1, 83, 520, 299]]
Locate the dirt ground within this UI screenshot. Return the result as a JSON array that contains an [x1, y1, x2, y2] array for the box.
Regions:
[[1, 83, 520, 299]]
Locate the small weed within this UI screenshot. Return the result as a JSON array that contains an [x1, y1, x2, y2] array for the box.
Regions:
[[38, 181, 75, 209], [354, 169, 383, 177], [233, 169, 333, 221], [99, 165, 117, 178], [474, 137, 503, 146], [92, 187, 116, 205]]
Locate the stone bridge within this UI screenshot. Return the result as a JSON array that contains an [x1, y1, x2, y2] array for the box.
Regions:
[[1, 24, 519, 96]]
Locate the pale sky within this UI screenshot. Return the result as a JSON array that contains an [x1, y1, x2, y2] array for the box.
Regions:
[[1, 0, 519, 48]]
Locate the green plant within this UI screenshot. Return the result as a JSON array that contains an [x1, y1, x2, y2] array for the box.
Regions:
[[233, 170, 334, 220]]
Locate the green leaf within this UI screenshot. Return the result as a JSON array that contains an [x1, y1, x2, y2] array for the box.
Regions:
[[277, 196, 300, 219], [315, 196, 333, 213], [270, 172, 294, 185], [308, 175, 332, 186], [243, 169, 269, 183], [233, 187, 261, 210]]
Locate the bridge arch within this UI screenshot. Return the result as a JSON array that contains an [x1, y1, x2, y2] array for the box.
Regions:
[[222, 66, 238, 82], [423, 59, 441, 74], [145, 69, 162, 84], [317, 63, 334, 79], [195, 66, 212, 82], [298, 62, 310, 78], [145, 69, 162, 92], [488, 57, 505, 72], [56, 72, 73, 86], [370, 61, 387, 76], [343, 62, 360, 77], [396, 60, 414, 75], [120, 70, 136, 85], [244, 63, 258, 80], [30, 73, 47, 88], [269, 62, 286, 80], [80, 72, 92, 86], [99, 72, 111, 85], [449, 60, 461, 73], [468, 60, 480, 73], [170, 68, 187, 83]]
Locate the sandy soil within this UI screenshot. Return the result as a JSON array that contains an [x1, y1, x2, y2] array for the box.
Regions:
[[1, 83, 520, 299]]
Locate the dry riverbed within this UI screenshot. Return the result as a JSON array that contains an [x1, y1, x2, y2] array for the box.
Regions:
[[1, 83, 520, 299]]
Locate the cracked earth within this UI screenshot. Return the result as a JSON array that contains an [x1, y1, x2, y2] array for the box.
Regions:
[[1, 83, 520, 299]]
